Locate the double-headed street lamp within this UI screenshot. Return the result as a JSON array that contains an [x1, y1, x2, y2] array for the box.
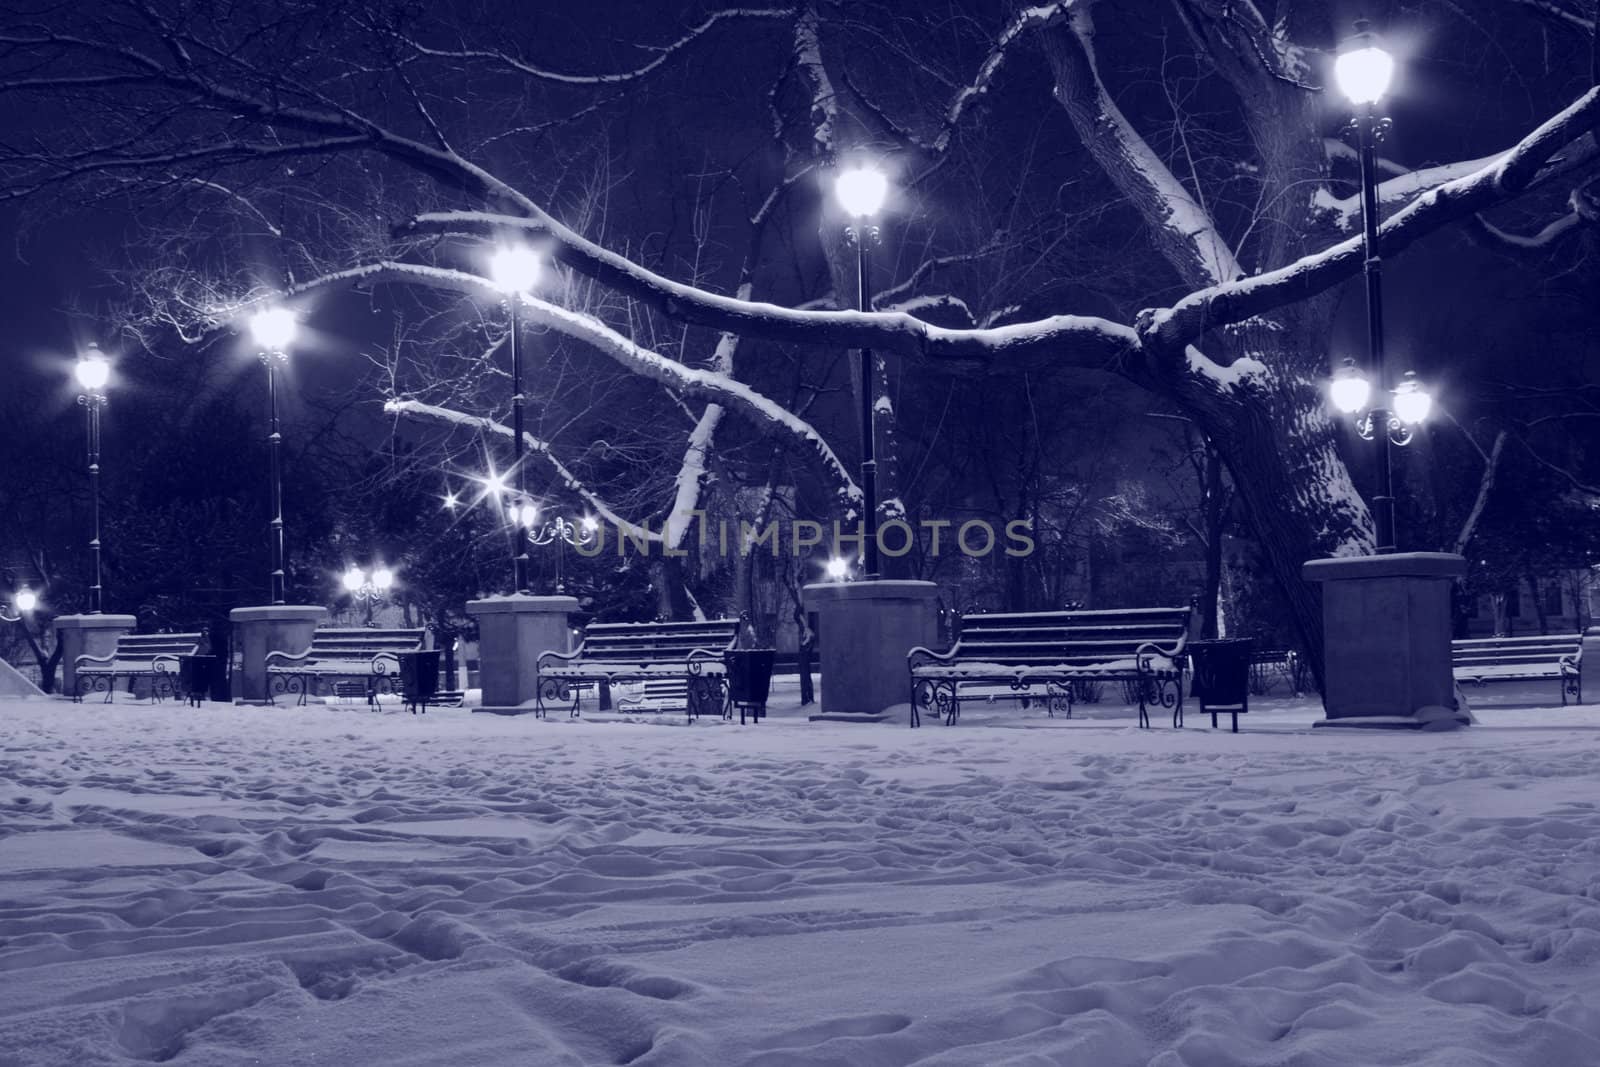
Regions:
[[249, 307, 298, 604], [835, 164, 890, 581], [1329, 21, 1432, 555], [341, 564, 395, 625], [74, 345, 110, 613], [520, 502, 598, 595], [489, 246, 543, 595]]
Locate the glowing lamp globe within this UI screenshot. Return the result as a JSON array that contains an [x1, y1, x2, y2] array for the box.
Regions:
[[1335, 26, 1393, 106], [75, 346, 111, 391], [372, 567, 395, 591], [1392, 372, 1432, 425], [516, 501, 539, 528], [581, 515, 599, 534], [825, 556, 850, 581], [249, 307, 298, 351], [14, 589, 37, 614], [834, 166, 888, 218], [489, 246, 542, 294], [342, 567, 366, 593], [1330, 359, 1371, 414]]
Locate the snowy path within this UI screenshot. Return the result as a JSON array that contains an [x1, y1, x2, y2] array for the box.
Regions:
[[1, 695, 1598, 1065]]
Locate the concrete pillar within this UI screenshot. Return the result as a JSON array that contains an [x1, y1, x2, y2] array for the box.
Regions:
[[802, 580, 940, 722], [1579, 626, 1600, 706], [1302, 552, 1469, 730], [54, 614, 137, 698], [229, 605, 327, 704], [467, 594, 577, 715]]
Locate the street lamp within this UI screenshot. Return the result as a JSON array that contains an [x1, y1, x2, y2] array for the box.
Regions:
[[341, 564, 395, 625], [1, 587, 38, 624], [249, 307, 298, 603], [74, 344, 110, 613], [825, 556, 850, 582], [835, 164, 889, 580], [489, 245, 543, 594], [524, 505, 598, 594], [1329, 22, 1431, 554]]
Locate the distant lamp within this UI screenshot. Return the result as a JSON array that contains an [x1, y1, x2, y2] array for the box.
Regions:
[[1334, 23, 1394, 106], [442, 490, 459, 511], [372, 567, 395, 592], [516, 501, 539, 528], [248, 306, 298, 352], [580, 515, 599, 534], [342, 567, 366, 594], [1392, 372, 1432, 425], [14, 588, 37, 614], [825, 557, 850, 582], [834, 166, 889, 219], [489, 246, 542, 294], [1330, 358, 1371, 414]]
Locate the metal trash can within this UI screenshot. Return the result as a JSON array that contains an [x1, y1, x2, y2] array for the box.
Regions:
[[398, 649, 443, 714], [726, 648, 776, 724], [178, 654, 217, 708], [1187, 638, 1255, 732]]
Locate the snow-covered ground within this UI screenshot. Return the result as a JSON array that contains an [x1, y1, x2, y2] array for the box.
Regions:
[[2, 682, 1598, 1066]]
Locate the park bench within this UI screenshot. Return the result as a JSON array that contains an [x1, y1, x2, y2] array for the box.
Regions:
[[266, 627, 425, 706], [1451, 634, 1582, 705], [908, 606, 1195, 728], [536, 619, 739, 719], [74, 632, 204, 703]]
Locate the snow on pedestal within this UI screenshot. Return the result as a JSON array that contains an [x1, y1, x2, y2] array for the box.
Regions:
[[1303, 552, 1469, 730], [53, 614, 137, 699], [467, 595, 577, 715], [803, 579, 939, 722], [229, 605, 328, 704]]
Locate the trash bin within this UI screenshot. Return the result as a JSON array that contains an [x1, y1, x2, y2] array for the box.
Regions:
[[178, 654, 217, 708], [398, 649, 443, 714], [726, 648, 776, 724], [1187, 638, 1255, 732]]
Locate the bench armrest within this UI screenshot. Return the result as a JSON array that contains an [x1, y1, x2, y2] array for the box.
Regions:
[[151, 653, 183, 674], [75, 651, 117, 668], [686, 647, 726, 664], [536, 646, 585, 671], [907, 644, 958, 671], [1560, 649, 1581, 674]]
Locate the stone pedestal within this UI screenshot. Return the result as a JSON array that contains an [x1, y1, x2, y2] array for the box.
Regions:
[[467, 595, 578, 715], [54, 614, 137, 698], [1302, 552, 1469, 730], [229, 605, 327, 704], [803, 580, 940, 722], [1580, 626, 1600, 706]]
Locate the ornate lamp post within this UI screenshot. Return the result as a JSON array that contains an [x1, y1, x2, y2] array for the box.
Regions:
[[522, 503, 598, 595], [249, 307, 297, 603], [1329, 22, 1432, 554], [488, 246, 542, 594], [835, 164, 889, 580], [74, 345, 110, 613], [341, 564, 395, 626]]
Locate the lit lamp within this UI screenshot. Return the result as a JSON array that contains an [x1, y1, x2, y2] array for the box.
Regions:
[[1327, 22, 1431, 554], [527, 509, 599, 594], [1, 587, 38, 623], [249, 307, 298, 602], [825, 556, 850, 582], [74, 344, 111, 613], [835, 164, 889, 581], [488, 245, 543, 594], [341, 564, 395, 625]]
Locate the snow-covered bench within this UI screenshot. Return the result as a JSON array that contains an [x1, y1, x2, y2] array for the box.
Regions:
[[266, 627, 424, 706], [536, 619, 738, 719], [1451, 634, 1581, 705], [74, 632, 204, 703], [908, 607, 1195, 728]]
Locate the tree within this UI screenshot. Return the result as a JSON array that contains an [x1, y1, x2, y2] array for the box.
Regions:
[[1, 1, 1596, 686]]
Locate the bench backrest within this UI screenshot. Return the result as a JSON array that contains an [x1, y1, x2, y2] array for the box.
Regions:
[[575, 619, 739, 664], [305, 628, 425, 661], [1452, 634, 1579, 668], [111, 632, 204, 660], [949, 607, 1194, 666]]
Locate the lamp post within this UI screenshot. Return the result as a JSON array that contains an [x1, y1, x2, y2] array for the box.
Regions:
[[249, 308, 297, 603], [489, 246, 542, 595], [74, 345, 110, 613], [835, 164, 889, 580], [341, 564, 395, 626], [1329, 22, 1432, 555], [523, 504, 598, 595]]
